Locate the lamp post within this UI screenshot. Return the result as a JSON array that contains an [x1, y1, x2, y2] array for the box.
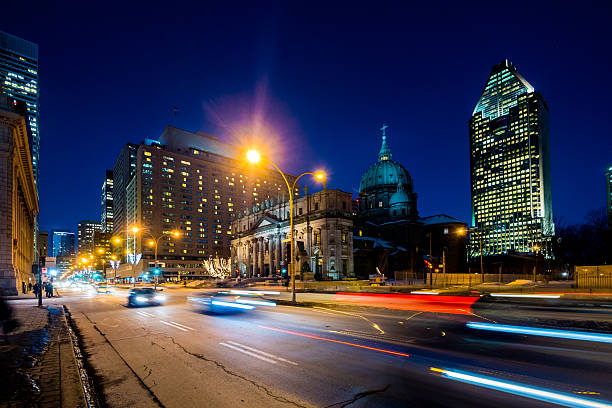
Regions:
[[533, 244, 539, 283], [146, 231, 180, 289], [246, 149, 326, 303]]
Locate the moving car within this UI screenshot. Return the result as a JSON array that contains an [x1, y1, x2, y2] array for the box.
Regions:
[[95, 283, 111, 294], [128, 288, 166, 307], [188, 290, 277, 313]]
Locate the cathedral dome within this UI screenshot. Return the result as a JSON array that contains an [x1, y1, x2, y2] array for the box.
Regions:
[[357, 125, 418, 221], [358, 125, 414, 195]]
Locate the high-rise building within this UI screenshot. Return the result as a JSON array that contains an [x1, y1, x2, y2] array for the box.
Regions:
[[101, 170, 114, 233], [77, 221, 102, 256], [38, 231, 48, 260], [0, 91, 38, 294], [606, 165, 612, 229], [0, 31, 39, 188], [113, 126, 298, 280], [49, 230, 75, 274], [112, 143, 138, 238], [50, 230, 75, 257], [469, 60, 554, 259]]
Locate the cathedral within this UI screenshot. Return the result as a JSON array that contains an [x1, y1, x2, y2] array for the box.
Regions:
[[353, 126, 467, 280]]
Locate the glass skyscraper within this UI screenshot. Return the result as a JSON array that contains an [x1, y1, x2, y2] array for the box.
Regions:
[[469, 60, 554, 259], [101, 170, 114, 233], [0, 31, 39, 188]]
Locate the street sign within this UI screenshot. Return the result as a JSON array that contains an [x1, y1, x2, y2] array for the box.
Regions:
[[41, 267, 47, 275]]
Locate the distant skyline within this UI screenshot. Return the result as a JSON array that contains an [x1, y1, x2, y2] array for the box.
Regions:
[[1, 3, 610, 233]]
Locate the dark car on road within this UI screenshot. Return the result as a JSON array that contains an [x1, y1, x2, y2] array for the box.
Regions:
[[128, 288, 166, 307]]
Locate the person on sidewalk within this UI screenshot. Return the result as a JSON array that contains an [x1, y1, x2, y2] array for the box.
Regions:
[[28, 282, 32, 292], [33, 282, 39, 297], [0, 292, 20, 333], [22, 282, 26, 294], [47, 282, 54, 298]]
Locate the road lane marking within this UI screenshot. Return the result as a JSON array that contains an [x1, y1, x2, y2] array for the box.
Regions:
[[313, 306, 385, 334], [219, 342, 278, 364], [226, 341, 298, 365], [429, 367, 612, 408], [466, 322, 612, 343], [170, 321, 194, 331], [160, 320, 189, 332], [260, 325, 410, 357], [136, 311, 154, 317]]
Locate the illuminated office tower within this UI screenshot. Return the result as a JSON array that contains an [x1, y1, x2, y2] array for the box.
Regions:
[[606, 165, 612, 229], [0, 31, 39, 188], [469, 60, 554, 259], [101, 170, 114, 233]]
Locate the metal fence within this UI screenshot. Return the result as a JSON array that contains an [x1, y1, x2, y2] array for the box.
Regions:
[[426, 273, 542, 287], [575, 265, 612, 288]]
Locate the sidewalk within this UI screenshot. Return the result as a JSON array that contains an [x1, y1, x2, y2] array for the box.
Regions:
[[0, 300, 86, 407]]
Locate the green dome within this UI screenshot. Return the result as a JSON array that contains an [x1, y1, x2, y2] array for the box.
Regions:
[[359, 159, 413, 194], [359, 128, 413, 194]]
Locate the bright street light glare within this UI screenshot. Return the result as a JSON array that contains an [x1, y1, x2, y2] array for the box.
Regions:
[[132, 227, 139, 233], [246, 149, 261, 164], [314, 171, 326, 181]]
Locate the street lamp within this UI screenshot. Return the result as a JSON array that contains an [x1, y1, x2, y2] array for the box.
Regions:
[[146, 230, 181, 289], [533, 244, 540, 283], [246, 148, 326, 303]]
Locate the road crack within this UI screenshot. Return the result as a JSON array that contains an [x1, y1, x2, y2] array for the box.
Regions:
[[323, 385, 389, 407], [168, 336, 309, 408]]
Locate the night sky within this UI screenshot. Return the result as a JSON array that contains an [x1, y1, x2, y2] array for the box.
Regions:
[[2, 2, 611, 233]]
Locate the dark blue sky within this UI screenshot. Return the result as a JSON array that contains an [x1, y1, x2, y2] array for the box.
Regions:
[[2, 2, 611, 233]]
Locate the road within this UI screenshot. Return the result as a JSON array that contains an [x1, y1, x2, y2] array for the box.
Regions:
[[21, 286, 612, 408]]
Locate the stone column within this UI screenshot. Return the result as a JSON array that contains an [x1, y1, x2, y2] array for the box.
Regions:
[[320, 225, 328, 279], [259, 238, 265, 277], [251, 239, 257, 277], [280, 233, 286, 273], [244, 243, 250, 278], [276, 232, 282, 274], [268, 237, 274, 277]]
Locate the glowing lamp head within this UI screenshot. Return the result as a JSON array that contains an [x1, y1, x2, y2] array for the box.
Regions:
[[172, 231, 180, 237], [131, 227, 139, 233], [246, 149, 261, 164], [314, 171, 326, 182], [97, 248, 104, 254], [148, 240, 155, 247], [113, 237, 121, 243]]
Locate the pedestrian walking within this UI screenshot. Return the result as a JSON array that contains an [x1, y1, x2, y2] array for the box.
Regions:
[[47, 282, 54, 298], [28, 282, 32, 292], [22, 281, 26, 294], [33, 282, 39, 297]]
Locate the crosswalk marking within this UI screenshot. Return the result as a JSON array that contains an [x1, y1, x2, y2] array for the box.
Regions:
[[136, 311, 154, 317]]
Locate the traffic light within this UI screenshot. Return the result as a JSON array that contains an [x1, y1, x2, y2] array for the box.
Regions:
[[153, 268, 161, 275]]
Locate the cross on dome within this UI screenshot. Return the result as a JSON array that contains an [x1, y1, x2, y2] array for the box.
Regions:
[[378, 123, 392, 161]]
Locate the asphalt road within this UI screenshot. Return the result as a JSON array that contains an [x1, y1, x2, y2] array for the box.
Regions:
[[29, 287, 612, 408]]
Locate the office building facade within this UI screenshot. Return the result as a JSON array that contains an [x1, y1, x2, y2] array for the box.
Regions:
[[112, 143, 138, 239], [469, 60, 554, 259], [0, 31, 39, 187], [77, 220, 102, 256], [114, 126, 298, 280], [101, 169, 114, 233], [607, 165, 612, 229], [0, 92, 38, 294], [38, 230, 48, 260], [49, 230, 75, 274]]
